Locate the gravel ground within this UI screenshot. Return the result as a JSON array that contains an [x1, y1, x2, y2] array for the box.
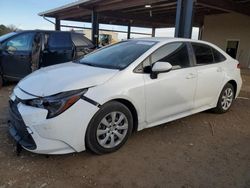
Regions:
[[0, 70, 249, 188]]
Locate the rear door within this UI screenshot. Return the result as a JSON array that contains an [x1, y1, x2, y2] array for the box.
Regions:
[[41, 32, 73, 67], [191, 42, 226, 108], [1, 32, 35, 79]]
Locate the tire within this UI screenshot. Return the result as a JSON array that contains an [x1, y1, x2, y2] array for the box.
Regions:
[[85, 101, 133, 155], [212, 83, 235, 114]]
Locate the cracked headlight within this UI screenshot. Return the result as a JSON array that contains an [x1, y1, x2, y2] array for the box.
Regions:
[[26, 89, 88, 119]]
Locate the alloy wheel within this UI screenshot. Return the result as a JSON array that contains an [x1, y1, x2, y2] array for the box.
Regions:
[[221, 88, 234, 111], [96, 111, 128, 149]]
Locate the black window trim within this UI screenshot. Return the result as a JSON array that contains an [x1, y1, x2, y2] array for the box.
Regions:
[[133, 41, 195, 74], [189, 42, 226, 67]]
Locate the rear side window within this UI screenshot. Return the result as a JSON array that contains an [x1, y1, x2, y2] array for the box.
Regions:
[[48, 32, 72, 49], [212, 48, 226, 63], [151, 42, 190, 69], [71, 33, 94, 48], [192, 43, 214, 65]]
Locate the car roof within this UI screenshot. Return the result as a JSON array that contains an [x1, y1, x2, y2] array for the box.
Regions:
[[129, 37, 218, 48], [129, 37, 202, 43], [14, 30, 81, 34], [128, 37, 231, 60]]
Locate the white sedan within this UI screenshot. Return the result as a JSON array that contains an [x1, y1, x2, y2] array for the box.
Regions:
[[9, 38, 242, 155]]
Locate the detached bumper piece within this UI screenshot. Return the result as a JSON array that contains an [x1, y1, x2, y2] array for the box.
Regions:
[[8, 100, 36, 151]]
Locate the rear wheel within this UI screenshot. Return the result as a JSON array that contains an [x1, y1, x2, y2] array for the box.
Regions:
[[213, 83, 235, 113], [86, 101, 133, 154]]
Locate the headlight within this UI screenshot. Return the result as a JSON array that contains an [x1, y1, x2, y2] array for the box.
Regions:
[[26, 89, 88, 119]]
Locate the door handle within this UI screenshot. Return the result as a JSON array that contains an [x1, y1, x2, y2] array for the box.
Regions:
[[186, 73, 196, 79]]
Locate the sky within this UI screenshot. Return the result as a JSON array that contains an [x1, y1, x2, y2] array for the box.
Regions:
[[0, 0, 199, 40]]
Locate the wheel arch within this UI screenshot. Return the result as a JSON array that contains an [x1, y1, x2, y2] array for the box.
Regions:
[[227, 80, 237, 98], [108, 98, 139, 133]]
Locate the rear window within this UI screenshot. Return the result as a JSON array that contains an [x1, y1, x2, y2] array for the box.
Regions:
[[71, 33, 94, 48], [192, 43, 214, 65], [212, 48, 226, 63], [48, 32, 72, 49]]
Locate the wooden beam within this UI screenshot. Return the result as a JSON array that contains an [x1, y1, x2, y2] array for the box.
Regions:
[[122, 2, 177, 13], [58, 8, 90, 20], [197, 0, 250, 16], [100, 11, 176, 26], [96, 0, 175, 12]]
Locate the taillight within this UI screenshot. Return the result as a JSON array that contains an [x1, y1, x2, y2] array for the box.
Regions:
[[237, 63, 240, 69]]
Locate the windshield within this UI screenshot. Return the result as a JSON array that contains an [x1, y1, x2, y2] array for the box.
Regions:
[[0, 32, 17, 42], [78, 40, 157, 69]]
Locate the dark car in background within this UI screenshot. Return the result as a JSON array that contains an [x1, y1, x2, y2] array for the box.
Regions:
[[0, 30, 95, 88]]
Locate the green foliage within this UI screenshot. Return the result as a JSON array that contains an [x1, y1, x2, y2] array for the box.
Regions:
[[0, 24, 18, 36]]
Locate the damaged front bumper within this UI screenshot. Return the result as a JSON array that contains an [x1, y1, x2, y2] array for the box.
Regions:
[[9, 99, 37, 150], [8, 87, 100, 155]]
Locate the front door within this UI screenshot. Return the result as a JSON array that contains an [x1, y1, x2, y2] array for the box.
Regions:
[[143, 42, 197, 125], [1, 32, 35, 79]]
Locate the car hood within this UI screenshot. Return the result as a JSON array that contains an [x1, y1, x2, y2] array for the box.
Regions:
[[18, 62, 119, 97]]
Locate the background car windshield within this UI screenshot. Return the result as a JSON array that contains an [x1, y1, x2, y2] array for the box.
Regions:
[[79, 40, 157, 69]]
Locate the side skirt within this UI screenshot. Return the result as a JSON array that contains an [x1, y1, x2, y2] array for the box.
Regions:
[[139, 105, 215, 131]]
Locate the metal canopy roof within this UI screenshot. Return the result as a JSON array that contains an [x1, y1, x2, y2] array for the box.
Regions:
[[39, 0, 250, 28]]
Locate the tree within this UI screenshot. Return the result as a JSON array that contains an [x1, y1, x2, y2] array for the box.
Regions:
[[0, 24, 18, 36]]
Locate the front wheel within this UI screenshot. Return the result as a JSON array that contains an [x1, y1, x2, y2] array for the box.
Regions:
[[85, 101, 133, 154], [213, 83, 235, 114]]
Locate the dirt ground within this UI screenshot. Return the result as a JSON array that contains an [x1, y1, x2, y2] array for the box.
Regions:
[[0, 70, 250, 188]]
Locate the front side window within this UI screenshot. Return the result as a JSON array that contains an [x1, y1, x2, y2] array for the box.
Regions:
[[151, 42, 190, 69], [140, 42, 190, 71], [192, 43, 214, 65], [78, 40, 156, 69], [5, 32, 34, 51]]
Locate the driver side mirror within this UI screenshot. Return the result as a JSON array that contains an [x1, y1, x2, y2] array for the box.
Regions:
[[150, 61, 172, 79]]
